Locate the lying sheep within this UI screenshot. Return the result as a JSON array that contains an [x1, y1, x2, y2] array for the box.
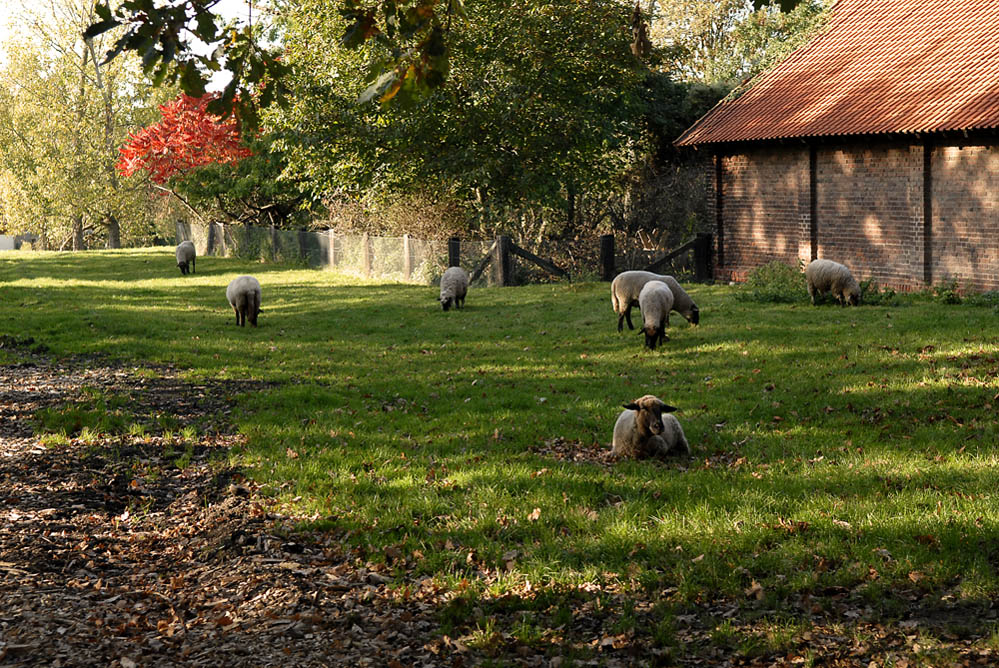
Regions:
[[611, 271, 699, 331], [226, 275, 261, 327], [176, 240, 196, 275], [638, 280, 674, 350], [806, 259, 861, 306], [612, 395, 689, 458], [439, 266, 469, 311]]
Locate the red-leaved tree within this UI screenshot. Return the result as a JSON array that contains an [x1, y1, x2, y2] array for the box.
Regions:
[[117, 94, 252, 184]]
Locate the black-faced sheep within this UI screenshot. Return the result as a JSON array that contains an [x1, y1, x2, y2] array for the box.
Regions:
[[226, 275, 261, 327], [176, 240, 196, 275], [439, 266, 469, 311], [611, 271, 699, 331], [612, 395, 689, 458], [806, 259, 861, 306], [638, 280, 673, 350]]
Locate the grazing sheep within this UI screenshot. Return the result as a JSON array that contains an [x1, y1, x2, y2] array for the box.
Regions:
[[439, 266, 469, 311], [226, 275, 261, 327], [612, 395, 690, 458], [638, 280, 674, 350], [806, 259, 861, 306], [176, 240, 196, 275], [611, 271, 700, 331]]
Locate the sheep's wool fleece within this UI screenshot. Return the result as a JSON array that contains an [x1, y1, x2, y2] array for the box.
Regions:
[[440, 267, 469, 300], [612, 271, 697, 318], [638, 280, 674, 328], [612, 408, 687, 458], [806, 259, 860, 300], [226, 275, 261, 306], [176, 240, 195, 263]]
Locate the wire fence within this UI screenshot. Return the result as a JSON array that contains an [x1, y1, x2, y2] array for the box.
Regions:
[[175, 221, 707, 286]]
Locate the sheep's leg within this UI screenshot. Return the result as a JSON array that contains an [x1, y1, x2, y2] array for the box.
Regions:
[[808, 283, 816, 305], [624, 305, 635, 330], [233, 305, 241, 326], [617, 312, 626, 332]]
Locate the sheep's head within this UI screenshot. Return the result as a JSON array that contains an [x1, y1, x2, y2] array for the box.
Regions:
[[177, 260, 189, 275], [688, 305, 700, 325], [440, 296, 453, 311], [846, 284, 861, 306], [623, 395, 677, 436], [642, 325, 663, 350]]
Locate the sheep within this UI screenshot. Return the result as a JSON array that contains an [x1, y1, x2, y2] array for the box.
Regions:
[[611, 271, 700, 332], [176, 240, 196, 275], [226, 275, 261, 327], [638, 280, 674, 350], [612, 395, 690, 458], [439, 266, 469, 311], [806, 259, 861, 306]]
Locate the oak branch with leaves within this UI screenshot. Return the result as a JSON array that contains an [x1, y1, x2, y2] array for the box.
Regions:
[[86, 0, 467, 120]]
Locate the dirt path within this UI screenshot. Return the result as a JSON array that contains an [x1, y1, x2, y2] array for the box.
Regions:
[[0, 348, 448, 667]]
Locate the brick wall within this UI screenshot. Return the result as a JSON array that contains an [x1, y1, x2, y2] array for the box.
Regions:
[[932, 145, 999, 291], [710, 139, 999, 292], [717, 147, 810, 281], [815, 144, 924, 289]]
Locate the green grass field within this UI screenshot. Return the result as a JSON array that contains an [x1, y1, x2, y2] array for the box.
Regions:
[[4, 247, 999, 660]]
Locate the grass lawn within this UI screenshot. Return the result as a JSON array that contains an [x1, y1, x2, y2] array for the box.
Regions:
[[4, 247, 999, 662]]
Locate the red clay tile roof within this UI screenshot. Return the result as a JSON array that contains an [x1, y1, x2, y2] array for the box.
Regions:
[[675, 0, 999, 146]]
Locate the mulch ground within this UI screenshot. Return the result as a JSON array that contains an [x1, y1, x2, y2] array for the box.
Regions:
[[2, 343, 998, 667]]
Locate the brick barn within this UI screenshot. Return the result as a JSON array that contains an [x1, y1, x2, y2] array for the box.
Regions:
[[675, 0, 999, 292]]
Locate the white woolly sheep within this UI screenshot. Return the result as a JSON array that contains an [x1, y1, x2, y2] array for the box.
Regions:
[[176, 240, 196, 275], [612, 395, 690, 459], [226, 275, 261, 327], [611, 271, 700, 332], [806, 259, 861, 306], [439, 266, 469, 311], [638, 280, 674, 350]]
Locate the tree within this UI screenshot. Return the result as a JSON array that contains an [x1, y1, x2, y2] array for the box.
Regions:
[[0, 0, 169, 249], [118, 94, 252, 184], [272, 0, 650, 238], [91, 0, 796, 117], [119, 93, 315, 228], [650, 0, 827, 84]]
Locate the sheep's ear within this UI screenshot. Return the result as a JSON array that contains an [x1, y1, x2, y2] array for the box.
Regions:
[[661, 404, 678, 413], [623, 403, 639, 411]]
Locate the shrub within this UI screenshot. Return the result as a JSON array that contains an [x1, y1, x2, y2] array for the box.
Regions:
[[859, 279, 899, 306], [934, 281, 962, 305], [737, 261, 808, 303], [965, 290, 999, 307]]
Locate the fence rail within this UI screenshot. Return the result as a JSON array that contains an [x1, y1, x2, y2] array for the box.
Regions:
[[175, 221, 712, 286]]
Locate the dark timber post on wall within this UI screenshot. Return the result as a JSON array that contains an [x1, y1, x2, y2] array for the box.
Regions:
[[599, 234, 615, 280], [448, 237, 461, 267], [923, 140, 933, 285], [809, 145, 818, 260], [694, 232, 713, 281], [495, 235, 513, 286], [714, 154, 724, 271]]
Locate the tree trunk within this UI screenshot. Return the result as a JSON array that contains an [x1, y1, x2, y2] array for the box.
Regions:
[[72, 215, 85, 250], [105, 212, 121, 249]]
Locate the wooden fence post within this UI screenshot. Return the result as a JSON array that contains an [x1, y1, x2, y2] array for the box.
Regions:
[[271, 225, 279, 261], [694, 232, 713, 281], [494, 235, 513, 286], [328, 230, 337, 269], [362, 232, 372, 277], [448, 237, 461, 267], [206, 222, 216, 256], [599, 234, 615, 281], [403, 234, 412, 280]]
